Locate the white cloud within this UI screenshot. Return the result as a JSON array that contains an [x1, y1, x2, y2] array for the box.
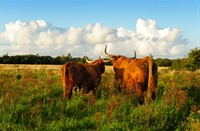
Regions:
[[83, 23, 116, 45], [66, 27, 82, 45], [136, 19, 159, 38], [0, 19, 188, 58]]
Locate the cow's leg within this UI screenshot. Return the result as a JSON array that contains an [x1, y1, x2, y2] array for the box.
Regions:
[[117, 79, 122, 92], [147, 89, 156, 102], [63, 81, 67, 99], [65, 81, 73, 99], [62, 76, 73, 100], [135, 83, 144, 105], [63, 81, 71, 100], [148, 87, 157, 102], [92, 87, 96, 95], [152, 92, 156, 100]]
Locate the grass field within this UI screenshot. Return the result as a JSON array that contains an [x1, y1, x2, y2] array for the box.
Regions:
[[0, 64, 200, 130]]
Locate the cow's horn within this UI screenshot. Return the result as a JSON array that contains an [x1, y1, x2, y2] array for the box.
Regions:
[[104, 45, 115, 58], [103, 59, 112, 63], [86, 58, 94, 63], [133, 50, 136, 59]]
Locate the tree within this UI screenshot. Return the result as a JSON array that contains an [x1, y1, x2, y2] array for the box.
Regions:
[[81, 56, 90, 63], [66, 53, 72, 61], [2, 54, 11, 64], [60, 55, 68, 64], [171, 58, 189, 70], [155, 58, 172, 67], [188, 47, 200, 70]]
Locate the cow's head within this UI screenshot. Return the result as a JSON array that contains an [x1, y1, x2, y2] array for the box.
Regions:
[[104, 45, 136, 69], [86, 58, 111, 73]]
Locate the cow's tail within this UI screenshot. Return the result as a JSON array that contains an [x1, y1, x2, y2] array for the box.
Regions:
[[61, 64, 67, 100], [147, 56, 157, 102], [61, 63, 72, 100]]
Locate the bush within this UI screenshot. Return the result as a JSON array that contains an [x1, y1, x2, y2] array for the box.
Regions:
[[188, 47, 200, 70], [171, 47, 200, 70], [155, 58, 172, 67]]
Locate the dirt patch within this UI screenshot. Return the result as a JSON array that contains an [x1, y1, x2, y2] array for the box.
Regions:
[[0, 64, 167, 73], [0, 64, 61, 70]]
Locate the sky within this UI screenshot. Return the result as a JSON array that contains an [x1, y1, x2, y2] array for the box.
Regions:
[[0, 0, 199, 59]]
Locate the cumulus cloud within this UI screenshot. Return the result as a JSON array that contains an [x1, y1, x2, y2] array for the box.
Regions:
[[0, 19, 188, 58]]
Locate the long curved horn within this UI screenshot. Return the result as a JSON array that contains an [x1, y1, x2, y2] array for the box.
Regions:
[[102, 59, 112, 63], [86, 58, 94, 63], [104, 45, 115, 58], [133, 50, 136, 59]]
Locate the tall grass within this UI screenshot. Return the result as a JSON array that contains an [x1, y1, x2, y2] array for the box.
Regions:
[[0, 66, 200, 130]]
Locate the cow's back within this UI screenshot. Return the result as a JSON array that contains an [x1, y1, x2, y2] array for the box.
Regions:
[[123, 59, 149, 91], [67, 62, 89, 85], [67, 62, 102, 90]]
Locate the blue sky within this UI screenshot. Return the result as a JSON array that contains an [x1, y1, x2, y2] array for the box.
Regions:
[[0, 0, 199, 58]]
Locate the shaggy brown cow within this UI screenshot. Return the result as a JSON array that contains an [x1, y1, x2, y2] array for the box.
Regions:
[[104, 45, 136, 91], [123, 56, 158, 104], [61, 58, 109, 99], [104, 45, 158, 104]]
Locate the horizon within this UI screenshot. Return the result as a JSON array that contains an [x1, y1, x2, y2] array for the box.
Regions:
[[0, 51, 191, 60]]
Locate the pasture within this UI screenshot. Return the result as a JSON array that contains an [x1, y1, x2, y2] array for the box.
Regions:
[[0, 64, 200, 130]]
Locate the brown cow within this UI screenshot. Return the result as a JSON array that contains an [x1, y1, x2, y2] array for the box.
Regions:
[[60, 58, 110, 99], [123, 56, 158, 104], [104, 45, 158, 104], [104, 45, 136, 91]]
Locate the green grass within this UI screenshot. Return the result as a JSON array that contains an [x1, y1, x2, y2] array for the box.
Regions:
[[0, 66, 200, 130]]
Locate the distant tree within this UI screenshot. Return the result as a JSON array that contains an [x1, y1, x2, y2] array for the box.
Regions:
[[171, 58, 189, 70], [60, 55, 68, 64], [40, 56, 53, 64], [155, 58, 172, 67], [188, 47, 200, 70], [2, 54, 11, 64], [66, 53, 72, 61], [53, 56, 62, 64], [23, 55, 30, 64], [72, 57, 81, 62], [2, 58, 10, 64], [81, 56, 90, 63], [12, 55, 22, 64]]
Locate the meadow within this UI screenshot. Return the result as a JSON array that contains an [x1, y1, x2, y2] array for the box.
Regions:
[[0, 64, 200, 130]]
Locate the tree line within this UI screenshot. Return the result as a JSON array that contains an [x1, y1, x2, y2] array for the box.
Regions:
[[0, 53, 90, 65], [0, 47, 199, 70], [154, 47, 200, 71]]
